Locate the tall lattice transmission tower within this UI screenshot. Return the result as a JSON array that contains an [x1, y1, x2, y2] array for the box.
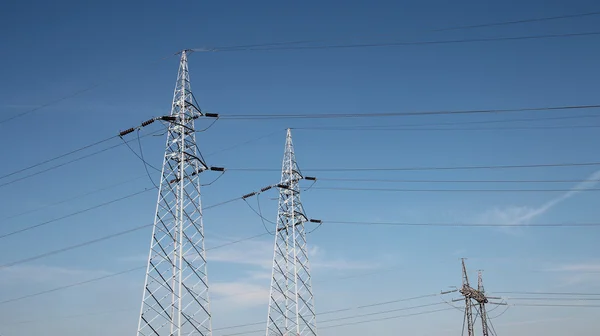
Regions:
[[266, 129, 318, 336], [448, 259, 504, 336], [136, 50, 213, 336]]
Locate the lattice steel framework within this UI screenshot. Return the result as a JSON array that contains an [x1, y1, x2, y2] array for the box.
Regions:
[[266, 129, 317, 336], [458, 259, 502, 336], [137, 50, 212, 336], [460, 259, 475, 336]]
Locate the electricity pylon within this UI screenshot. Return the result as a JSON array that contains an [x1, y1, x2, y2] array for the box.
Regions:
[[136, 50, 212, 336], [447, 259, 504, 336], [266, 129, 318, 336]]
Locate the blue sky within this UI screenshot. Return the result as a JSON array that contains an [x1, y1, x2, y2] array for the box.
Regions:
[[1, 0, 600, 335]]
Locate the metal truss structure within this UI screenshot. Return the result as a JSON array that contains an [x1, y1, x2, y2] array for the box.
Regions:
[[137, 50, 212, 336], [266, 129, 318, 336], [452, 259, 504, 336]]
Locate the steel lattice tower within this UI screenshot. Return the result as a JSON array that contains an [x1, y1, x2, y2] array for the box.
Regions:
[[460, 259, 476, 336], [456, 259, 503, 336], [266, 129, 317, 336], [137, 50, 212, 336]]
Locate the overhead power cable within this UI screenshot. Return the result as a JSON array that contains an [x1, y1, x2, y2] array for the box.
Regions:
[[0, 232, 269, 305], [0, 188, 155, 240], [316, 112, 600, 128], [207, 10, 600, 52], [221, 307, 454, 336], [220, 104, 600, 120], [0, 53, 177, 126], [228, 160, 600, 172], [0, 185, 279, 270], [494, 291, 600, 296], [430, 10, 600, 32], [317, 177, 600, 184], [312, 186, 600, 193], [0, 128, 162, 190], [0, 224, 152, 269], [513, 303, 600, 308], [0, 135, 117, 182], [294, 124, 600, 132], [1, 174, 147, 222], [202, 31, 600, 53], [508, 297, 600, 301], [322, 220, 600, 228]]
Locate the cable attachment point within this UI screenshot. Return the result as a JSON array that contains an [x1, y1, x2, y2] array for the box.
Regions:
[[141, 118, 156, 127], [309, 219, 322, 224], [260, 185, 273, 192], [242, 192, 258, 199], [209, 167, 225, 172], [304, 176, 317, 181], [119, 128, 135, 137], [205, 113, 219, 118], [159, 116, 177, 122]]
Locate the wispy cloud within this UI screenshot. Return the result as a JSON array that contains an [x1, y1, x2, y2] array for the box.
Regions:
[[211, 281, 270, 308], [547, 262, 600, 273], [208, 238, 382, 272], [477, 169, 600, 227]]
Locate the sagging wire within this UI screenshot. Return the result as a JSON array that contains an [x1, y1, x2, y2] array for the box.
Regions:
[[439, 293, 465, 312], [239, 182, 322, 235], [488, 302, 510, 319], [119, 131, 160, 189], [136, 129, 160, 189], [243, 194, 276, 235], [201, 170, 225, 187], [302, 176, 317, 192], [306, 219, 323, 234], [120, 115, 225, 188], [196, 117, 219, 132]]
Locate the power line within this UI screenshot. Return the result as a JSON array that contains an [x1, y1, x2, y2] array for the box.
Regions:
[[317, 177, 600, 184], [0, 232, 269, 305], [513, 303, 600, 308], [323, 220, 600, 228], [0, 267, 143, 305], [320, 112, 600, 128], [294, 124, 600, 131], [1, 175, 147, 222], [312, 186, 600, 193], [0, 129, 162, 190], [0, 188, 154, 240], [208, 31, 600, 52], [221, 307, 455, 336], [228, 160, 600, 172], [494, 291, 600, 296], [0, 135, 117, 182], [0, 52, 177, 126], [0, 188, 273, 273], [206, 10, 600, 52], [508, 297, 600, 301], [430, 10, 600, 32], [220, 104, 600, 120], [0, 224, 152, 269], [0, 85, 100, 125]]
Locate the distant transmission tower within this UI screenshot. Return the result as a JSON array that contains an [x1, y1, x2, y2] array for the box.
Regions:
[[137, 50, 213, 336], [449, 259, 504, 336], [266, 129, 318, 336]]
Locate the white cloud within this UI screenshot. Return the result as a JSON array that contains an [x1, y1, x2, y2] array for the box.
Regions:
[[207, 238, 382, 272], [476, 169, 600, 228], [548, 263, 600, 273], [211, 281, 270, 308]]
